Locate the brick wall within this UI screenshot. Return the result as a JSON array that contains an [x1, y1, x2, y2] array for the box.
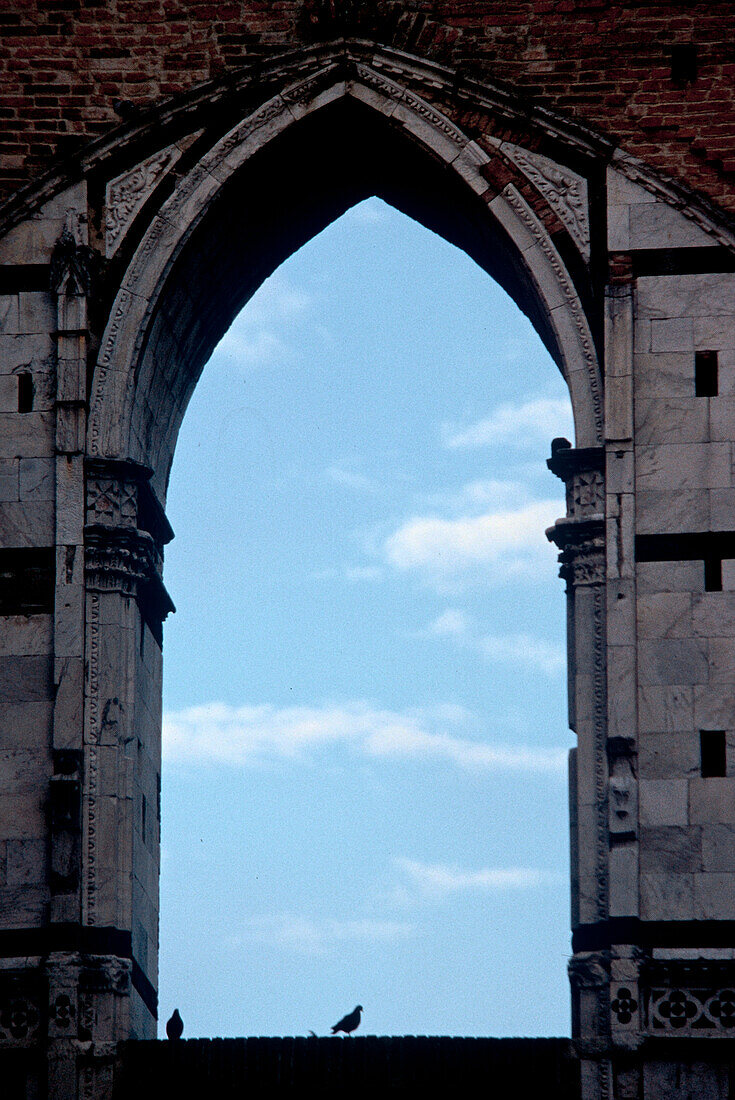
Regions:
[[0, 2, 733, 216]]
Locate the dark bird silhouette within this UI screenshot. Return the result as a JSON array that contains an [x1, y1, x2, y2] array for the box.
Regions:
[[166, 1008, 184, 1039], [331, 1005, 363, 1035]]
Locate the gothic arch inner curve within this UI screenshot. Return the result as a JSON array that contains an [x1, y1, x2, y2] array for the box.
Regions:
[[90, 64, 603, 499]]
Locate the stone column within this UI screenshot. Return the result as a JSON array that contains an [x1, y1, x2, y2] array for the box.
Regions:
[[82, 460, 173, 1046], [548, 441, 612, 1098]]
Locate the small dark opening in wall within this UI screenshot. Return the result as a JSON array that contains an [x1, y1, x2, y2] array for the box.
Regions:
[[671, 44, 698, 84], [695, 350, 718, 396], [704, 557, 722, 592], [17, 372, 33, 413], [701, 730, 727, 778]]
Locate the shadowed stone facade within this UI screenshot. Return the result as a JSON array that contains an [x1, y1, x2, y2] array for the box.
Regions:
[[0, 4, 734, 1097]]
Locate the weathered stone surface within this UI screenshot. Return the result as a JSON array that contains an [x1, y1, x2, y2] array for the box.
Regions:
[[639, 779, 689, 826], [639, 826, 702, 873], [639, 732, 700, 780], [638, 685, 694, 733], [640, 872, 694, 920], [701, 824, 735, 872], [6, 839, 46, 886], [0, 655, 53, 702], [638, 639, 709, 686], [689, 777, 735, 823]]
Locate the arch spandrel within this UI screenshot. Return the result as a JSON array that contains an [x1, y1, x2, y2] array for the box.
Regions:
[[89, 58, 605, 496]]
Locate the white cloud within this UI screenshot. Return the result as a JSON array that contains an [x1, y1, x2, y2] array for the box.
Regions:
[[395, 858, 561, 899], [233, 913, 414, 954], [442, 397, 573, 450], [215, 273, 312, 367], [384, 499, 561, 581], [424, 610, 565, 677], [163, 701, 566, 774]]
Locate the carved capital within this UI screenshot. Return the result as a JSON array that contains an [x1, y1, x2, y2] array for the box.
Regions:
[[547, 440, 606, 586], [548, 517, 605, 587], [84, 526, 157, 597]]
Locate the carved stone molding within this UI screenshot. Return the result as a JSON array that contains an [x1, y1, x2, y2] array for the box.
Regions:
[[105, 145, 181, 258], [500, 142, 590, 261], [501, 185, 602, 440], [86, 476, 138, 530], [548, 518, 605, 588], [353, 62, 466, 147]]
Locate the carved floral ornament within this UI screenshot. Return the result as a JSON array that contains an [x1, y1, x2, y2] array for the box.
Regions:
[[105, 145, 182, 258], [490, 140, 590, 261]]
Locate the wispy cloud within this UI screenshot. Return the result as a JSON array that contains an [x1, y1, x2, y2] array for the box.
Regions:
[[426, 610, 565, 677], [215, 273, 312, 367], [442, 397, 573, 450], [344, 198, 390, 225], [478, 633, 564, 676], [395, 858, 561, 900], [325, 465, 382, 494], [163, 701, 566, 774], [384, 499, 561, 584], [232, 913, 414, 954], [417, 478, 530, 514]]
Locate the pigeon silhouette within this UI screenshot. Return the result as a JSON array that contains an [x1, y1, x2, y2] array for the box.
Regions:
[[331, 1005, 363, 1035], [166, 1008, 184, 1039]]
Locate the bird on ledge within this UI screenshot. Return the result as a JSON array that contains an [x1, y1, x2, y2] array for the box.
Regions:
[[331, 1005, 363, 1035], [166, 1009, 184, 1039]]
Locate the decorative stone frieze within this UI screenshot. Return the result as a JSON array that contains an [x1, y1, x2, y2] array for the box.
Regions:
[[640, 961, 735, 1035], [649, 987, 735, 1032]]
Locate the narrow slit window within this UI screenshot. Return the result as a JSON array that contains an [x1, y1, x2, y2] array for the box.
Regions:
[[17, 372, 33, 413], [704, 556, 722, 592], [671, 43, 698, 84], [695, 350, 718, 397], [700, 730, 727, 778]]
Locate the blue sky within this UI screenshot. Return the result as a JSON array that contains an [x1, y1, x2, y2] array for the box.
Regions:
[[158, 197, 576, 1039]]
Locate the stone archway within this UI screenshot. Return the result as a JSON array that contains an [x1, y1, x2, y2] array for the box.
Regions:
[[1, 33, 735, 1100]]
